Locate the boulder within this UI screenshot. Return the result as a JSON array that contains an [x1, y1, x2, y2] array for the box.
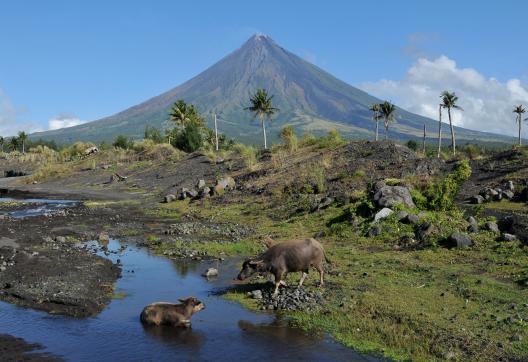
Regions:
[[396, 210, 409, 221], [501, 233, 517, 242], [198, 187, 211, 198], [373, 185, 415, 208], [502, 190, 514, 200], [367, 225, 382, 237], [504, 181, 514, 191], [447, 233, 473, 248], [484, 221, 499, 233], [202, 268, 218, 278], [217, 176, 236, 190], [197, 179, 206, 189], [401, 214, 420, 225], [415, 222, 436, 241], [164, 194, 176, 203], [374, 208, 394, 222], [470, 195, 485, 204], [316, 197, 333, 211], [248, 290, 263, 300], [99, 232, 110, 243], [467, 222, 479, 234]]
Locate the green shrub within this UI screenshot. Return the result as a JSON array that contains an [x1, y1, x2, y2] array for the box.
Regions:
[[280, 126, 298, 152], [113, 135, 134, 150], [424, 160, 472, 210], [173, 123, 203, 152], [232, 143, 257, 170], [144, 126, 164, 144], [406, 140, 418, 151]]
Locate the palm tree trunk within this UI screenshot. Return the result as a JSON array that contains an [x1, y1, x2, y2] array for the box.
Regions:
[[519, 115, 522, 146], [422, 123, 426, 154], [22, 142, 25, 154], [375, 119, 379, 141], [262, 118, 268, 149], [385, 119, 388, 140], [437, 105, 442, 158], [448, 107, 456, 156]]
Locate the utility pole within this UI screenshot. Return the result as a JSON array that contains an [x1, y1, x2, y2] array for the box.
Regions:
[[214, 113, 219, 151], [422, 123, 426, 155]]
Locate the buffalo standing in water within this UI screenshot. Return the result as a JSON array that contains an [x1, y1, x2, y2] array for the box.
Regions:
[[237, 238, 329, 296]]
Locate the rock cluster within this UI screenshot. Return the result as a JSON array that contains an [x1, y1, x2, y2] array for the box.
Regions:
[[163, 177, 236, 203], [373, 182, 415, 209], [251, 287, 324, 311], [470, 181, 516, 204]]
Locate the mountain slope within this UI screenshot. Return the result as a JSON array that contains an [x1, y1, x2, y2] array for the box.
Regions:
[[32, 35, 515, 145]]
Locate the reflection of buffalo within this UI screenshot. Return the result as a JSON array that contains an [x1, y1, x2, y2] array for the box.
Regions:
[[140, 297, 205, 327], [238, 319, 323, 345], [142, 324, 204, 349]]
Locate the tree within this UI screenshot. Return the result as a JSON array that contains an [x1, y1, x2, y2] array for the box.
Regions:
[[169, 100, 204, 128], [9, 137, 18, 152], [0, 136, 4, 153], [513, 105, 526, 146], [144, 126, 164, 144], [440, 91, 463, 156], [379, 101, 396, 140], [244, 89, 279, 149], [174, 123, 203, 152], [369, 103, 381, 141], [437, 104, 443, 158], [113, 135, 133, 149], [18, 132, 28, 154]]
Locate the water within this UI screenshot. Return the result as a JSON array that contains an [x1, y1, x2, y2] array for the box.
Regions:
[[0, 197, 77, 218], [0, 198, 379, 362]]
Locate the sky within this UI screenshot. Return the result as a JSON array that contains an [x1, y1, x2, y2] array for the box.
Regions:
[[1, 0, 527, 136]]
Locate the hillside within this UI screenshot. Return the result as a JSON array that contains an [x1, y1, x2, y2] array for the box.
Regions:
[[32, 35, 516, 145]]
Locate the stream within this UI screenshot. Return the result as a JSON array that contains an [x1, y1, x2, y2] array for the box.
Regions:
[[0, 199, 379, 361]]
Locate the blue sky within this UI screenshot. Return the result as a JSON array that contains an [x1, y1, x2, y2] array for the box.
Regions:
[[1, 0, 527, 136]]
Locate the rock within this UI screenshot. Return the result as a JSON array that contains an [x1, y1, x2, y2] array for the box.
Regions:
[[372, 180, 386, 192], [504, 181, 514, 191], [510, 335, 522, 342], [484, 221, 500, 233], [467, 216, 479, 233], [316, 197, 333, 211], [447, 233, 473, 248], [470, 195, 485, 204], [197, 179, 206, 189], [202, 268, 218, 278], [164, 194, 176, 203], [367, 225, 382, 237], [248, 290, 263, 299], [502, 190, 514, 200], [214, 183, 226, 195], [98, 232, 110, 243], [373, 185, 415, 208], [415, 222, 436, 241], [54, 236, 67, 243], [374, 208, 394, 222], [494, 188, 503, 201], [216, 177, 236, 190], [501, 233, 517, 241], [401, 214, 420, 224], [187, 189, 198, 198], [396, 210, 409, 221], [198, 187, 211, 198]]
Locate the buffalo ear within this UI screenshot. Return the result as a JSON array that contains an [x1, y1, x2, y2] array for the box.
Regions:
[[178, 297, 190, 303]]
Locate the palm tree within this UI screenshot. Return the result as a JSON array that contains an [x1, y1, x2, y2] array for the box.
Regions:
[[244, 89, 279, 149], [9, 137, 18, 152], [169, 100, 203, 128], [379, 101, 396, 140], [513, 105, 526, 146], [369, 103, 381, 141], [440, 91, 463, 156], [18, 131, 28, 154], [0, 136, 4, 153], [437, 104, 443, 158]]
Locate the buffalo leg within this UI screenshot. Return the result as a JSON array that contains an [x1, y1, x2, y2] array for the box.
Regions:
[[298, 271, 308, 287], [315, 264, 324, 286], [273, 271, 284, 296]]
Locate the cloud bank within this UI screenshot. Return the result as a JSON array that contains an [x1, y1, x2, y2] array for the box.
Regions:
[[48, 113, 86, 130], [359, 56, 528, 137]]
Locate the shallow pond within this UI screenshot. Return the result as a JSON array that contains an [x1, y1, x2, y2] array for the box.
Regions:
[[0, 238, 378, 361], [0, 197, 78, 218]]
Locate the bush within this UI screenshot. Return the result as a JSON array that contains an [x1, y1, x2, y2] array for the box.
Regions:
[[232, 143, 257, 170], [280, 126, 298, 152], [406, 140, 418, 151], [113, 135, 134, 150], [424, 160, 472, 210], [173, 123, 203, 152], [144, 126, 164, 144]]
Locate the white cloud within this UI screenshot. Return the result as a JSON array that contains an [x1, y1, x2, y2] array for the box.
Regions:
[[359, 55, 528, 137], [48, 113, 86, 130]]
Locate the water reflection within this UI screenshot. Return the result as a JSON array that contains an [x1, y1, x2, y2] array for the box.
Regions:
[[142, 324, 205, 350]]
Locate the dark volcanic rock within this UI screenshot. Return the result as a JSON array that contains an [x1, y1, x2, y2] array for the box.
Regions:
[[258, 287, 324, 311], [447, 233, 473, 248], [373, 185, 415, 208]]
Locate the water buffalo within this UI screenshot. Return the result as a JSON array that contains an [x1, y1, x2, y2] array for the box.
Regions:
[[237, 238, 329, 296], [140, 297, 205, 328]]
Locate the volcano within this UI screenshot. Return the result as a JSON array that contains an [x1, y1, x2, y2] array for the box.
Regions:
[[32, 34, 513, 145]]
